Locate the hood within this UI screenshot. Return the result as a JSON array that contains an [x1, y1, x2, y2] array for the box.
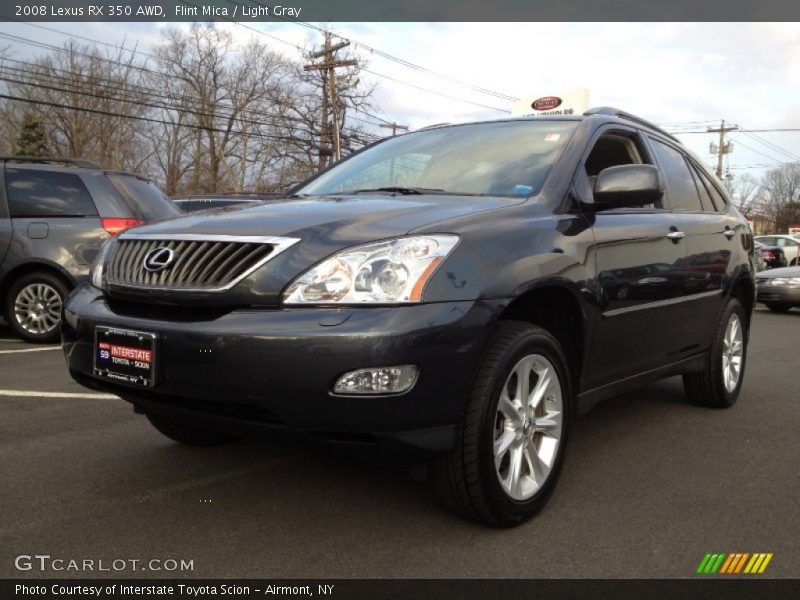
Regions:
[[107, 193, 525, 306], [141, 194, 524, 245], [757, 266, 800, 279]]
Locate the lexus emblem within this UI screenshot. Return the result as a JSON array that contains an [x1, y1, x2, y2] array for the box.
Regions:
[[143, 247, 176, 272]]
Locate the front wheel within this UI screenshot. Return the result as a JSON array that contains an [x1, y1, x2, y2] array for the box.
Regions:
[[5, 271, 68, 343], [433, 321, 571, 527], [683, 298, 747, 408]]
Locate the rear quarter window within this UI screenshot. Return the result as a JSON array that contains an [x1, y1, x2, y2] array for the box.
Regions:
[[5, 168, 98, 217], [649, 139, 704, 211], [106, 174, 179, 221]]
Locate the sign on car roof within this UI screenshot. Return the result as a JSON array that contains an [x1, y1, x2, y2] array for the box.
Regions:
[[512, 88, 589, 117]]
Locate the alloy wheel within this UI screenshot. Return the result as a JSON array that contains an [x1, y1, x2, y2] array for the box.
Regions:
[[722, 313, 744, 393], [493, 354, 563, 501], [13, 282, 63, 335]]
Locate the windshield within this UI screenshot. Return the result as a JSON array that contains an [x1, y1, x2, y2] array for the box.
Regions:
[[297, 120, 578, 198]]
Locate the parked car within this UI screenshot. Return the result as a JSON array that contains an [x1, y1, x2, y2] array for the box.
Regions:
[[172, 193, 281, 213], [754, 234, 800, 266], [63, 108, 755, 526], [0, 156, 179, 342], [756, 266, 800, 312], [754, 241, 787, 271]]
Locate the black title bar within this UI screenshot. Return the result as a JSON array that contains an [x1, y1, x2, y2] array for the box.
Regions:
[[2, 0, 800, 22], [4, 579, 800, 600]]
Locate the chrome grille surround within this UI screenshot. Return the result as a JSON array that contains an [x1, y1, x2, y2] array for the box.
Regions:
[[106, 233, 300, 292]]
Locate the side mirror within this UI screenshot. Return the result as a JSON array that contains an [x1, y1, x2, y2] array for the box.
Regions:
[[592, 164, 664, 209]]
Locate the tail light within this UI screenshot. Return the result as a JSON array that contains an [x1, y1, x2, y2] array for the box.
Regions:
[[101, 218, 142, 236], [762, 250, 774, 259]]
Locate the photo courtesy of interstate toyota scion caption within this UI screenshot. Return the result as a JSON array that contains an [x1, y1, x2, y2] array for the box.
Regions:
[[62, 107, 755, 527]]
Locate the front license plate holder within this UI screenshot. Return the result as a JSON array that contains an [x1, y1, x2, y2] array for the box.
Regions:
[[93, 326, 157, 388]]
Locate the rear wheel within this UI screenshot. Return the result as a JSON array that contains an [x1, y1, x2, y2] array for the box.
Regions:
[[146, 413, 239, 446], [765, 302, 792, 313], [683, 298, 747, 408], [432, 321, 570, 527], [4, 271, 68, 343]]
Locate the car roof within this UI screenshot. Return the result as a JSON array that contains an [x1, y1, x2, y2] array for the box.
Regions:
[[416, 107, 681, 145], [2, 159, 153, 182]]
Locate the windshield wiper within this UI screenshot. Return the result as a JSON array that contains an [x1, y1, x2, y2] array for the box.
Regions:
[[346, 186, 446, 195]]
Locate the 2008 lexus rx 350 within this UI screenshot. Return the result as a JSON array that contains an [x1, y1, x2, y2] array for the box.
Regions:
[[63, 108, 755, 526]]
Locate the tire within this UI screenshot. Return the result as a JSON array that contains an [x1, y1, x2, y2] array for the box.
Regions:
[[4, 271, 69, 343], [432, 321, 571, 527], [145, 413, 239, 446], [683, 298, 747, 409], [765, 303, 792, 313]]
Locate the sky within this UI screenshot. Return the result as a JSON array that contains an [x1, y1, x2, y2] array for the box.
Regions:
[[1, 20, 799, 181]]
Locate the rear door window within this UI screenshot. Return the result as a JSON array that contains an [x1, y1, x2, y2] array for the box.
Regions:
[[692, 166, 728, 211], [106, 174, 179, 221], [650, 140, 704, 211], [6, 168, 98, 217]]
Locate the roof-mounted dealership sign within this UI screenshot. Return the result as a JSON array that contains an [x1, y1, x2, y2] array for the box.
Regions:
[[512, 89, 590, 117]]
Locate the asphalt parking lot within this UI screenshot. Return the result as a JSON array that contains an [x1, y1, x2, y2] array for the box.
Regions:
[[1, 307, 798, 579]]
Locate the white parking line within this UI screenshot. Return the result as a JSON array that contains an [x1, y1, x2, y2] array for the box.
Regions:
[[0, 346, 60, 355], [0, 389, 117, 399]]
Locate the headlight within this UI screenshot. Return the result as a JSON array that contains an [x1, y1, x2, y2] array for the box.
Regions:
[[769, 277, 800, 286], [91, 237, 118, 290], [283, 235, 459, 305]]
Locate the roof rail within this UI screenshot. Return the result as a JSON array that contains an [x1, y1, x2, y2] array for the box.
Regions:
[[416, 123, 451, 131], [0, 156, 102, 169], [583, 107, 681, 143]]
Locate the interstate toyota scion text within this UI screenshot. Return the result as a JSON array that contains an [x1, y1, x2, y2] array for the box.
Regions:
[[63, 107, 755, 527]]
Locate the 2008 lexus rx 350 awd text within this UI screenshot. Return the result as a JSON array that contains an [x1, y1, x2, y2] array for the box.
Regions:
[[62, 108, 755, 527]]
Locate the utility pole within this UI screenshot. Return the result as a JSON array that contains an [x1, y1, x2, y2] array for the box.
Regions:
[[304, 32, 358, 168], [707, 120, 739, 178], [380, 122, 409, 137]]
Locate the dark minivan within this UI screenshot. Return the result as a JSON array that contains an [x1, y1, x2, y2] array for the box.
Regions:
[[0, 157, 179, 342], [62, 108, 755, 526]]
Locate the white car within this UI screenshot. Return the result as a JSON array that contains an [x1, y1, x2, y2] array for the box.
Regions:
[[754, 235, 800, 266]]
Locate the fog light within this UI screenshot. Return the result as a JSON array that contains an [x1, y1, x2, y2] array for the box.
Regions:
[[333, 365, 418, 395]]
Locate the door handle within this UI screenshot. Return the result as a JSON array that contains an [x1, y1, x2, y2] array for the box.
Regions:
[[723, 229, 736, 239], [666, 230, 686, 240]]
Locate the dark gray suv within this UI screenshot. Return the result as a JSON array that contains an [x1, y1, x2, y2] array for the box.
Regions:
[[0, 157, 179, 342]]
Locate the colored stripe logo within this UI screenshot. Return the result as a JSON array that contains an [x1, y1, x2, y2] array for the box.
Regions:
[[697, 553, 773, 574]]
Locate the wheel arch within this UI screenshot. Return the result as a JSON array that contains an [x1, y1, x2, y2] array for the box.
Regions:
[[496, 283, 590, 392], [728, 273, 755, 330], [1, 260, 76, 307]]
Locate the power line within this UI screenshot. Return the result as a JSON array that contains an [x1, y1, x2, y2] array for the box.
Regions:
[[171, 4, 514, 113], [730, 137, 789, 165], [0, 33, 384, 138], [0, 92, 320, 144], [740, 130, 800, 162], [245, 5, 520, 102], [671, 127, 800, 134], [728, 162, 799, 170], [362, 67, 510, 113]]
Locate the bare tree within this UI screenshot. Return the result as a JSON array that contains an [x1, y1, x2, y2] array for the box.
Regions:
[[4, 40, 149, 169], [758, 164, 800, 232], [0, 26, 382, 194], [152, 25, 298, 193], [724, 173, 760, 215]]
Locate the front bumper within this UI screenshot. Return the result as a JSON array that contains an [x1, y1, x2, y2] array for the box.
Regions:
[[756, 285, 800, 305], [62, 286, 501, 451]]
